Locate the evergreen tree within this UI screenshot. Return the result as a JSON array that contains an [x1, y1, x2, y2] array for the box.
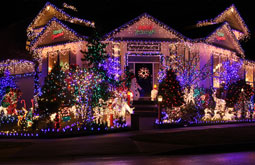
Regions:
[[81, 30, 109, 71], [158, 69, 184, 109], [81, 30, 112, 107], [225, 79, 253, 108], [38, 65, 73, 116]]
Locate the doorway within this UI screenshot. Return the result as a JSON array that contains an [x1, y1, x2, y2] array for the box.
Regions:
[[135, 63, 153, 98]]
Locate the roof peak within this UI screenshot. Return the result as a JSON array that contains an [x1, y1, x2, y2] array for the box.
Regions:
[[27, 1, 94, 31], [196, 4, 249, 40]]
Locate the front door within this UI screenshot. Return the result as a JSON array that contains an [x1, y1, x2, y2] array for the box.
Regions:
[[135, 63, 153, 98]]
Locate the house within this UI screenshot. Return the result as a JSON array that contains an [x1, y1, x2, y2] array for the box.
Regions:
[[0, 2, 254, 107]]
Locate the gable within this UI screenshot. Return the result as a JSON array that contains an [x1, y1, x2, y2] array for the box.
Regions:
[[213, 5, 249, 37], [27, 2, 94, 31], [31, 18, 82, 49], [197, 5, 249, 40], [28, 2, 69, 30], [206, 23, 244, 55], [104, 13, 184, 41]]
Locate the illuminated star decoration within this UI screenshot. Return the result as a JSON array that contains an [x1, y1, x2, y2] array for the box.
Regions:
[[138, 67, 150, 79]]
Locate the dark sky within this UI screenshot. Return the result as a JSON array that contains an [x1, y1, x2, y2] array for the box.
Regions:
[[1, 0, 255, 60]]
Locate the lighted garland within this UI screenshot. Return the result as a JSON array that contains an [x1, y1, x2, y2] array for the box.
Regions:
[[0, 59, 35, 75]]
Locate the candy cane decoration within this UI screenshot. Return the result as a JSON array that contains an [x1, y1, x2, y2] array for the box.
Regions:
[[21, 99, 26, 110], [31, 99, 34, 113]]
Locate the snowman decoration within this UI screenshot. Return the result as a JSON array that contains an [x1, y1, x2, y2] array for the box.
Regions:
[[130, 77, 142, 101]]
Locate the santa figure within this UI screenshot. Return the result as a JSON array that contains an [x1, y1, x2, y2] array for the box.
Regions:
[[151, 85, 158, 101]]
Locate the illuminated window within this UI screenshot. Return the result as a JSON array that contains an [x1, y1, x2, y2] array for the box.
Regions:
[[48, 51, 58, 73], [245, 65, 253, 87], [48, 50, 70, 73], [213, 55, 220, 77], [213, 77, 220, 88], [59, 50, 70, 71], [212, 53, 227, 88]]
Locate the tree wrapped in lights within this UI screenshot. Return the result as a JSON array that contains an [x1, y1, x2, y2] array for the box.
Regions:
[[219, 60, 243, 88], [158, 69, 184, 109], [81, 31, 108, 69], [225, 79, 253, 108], [67, 65, 101, 121], [38, 64, 74, 117], [99, 57, 122, 83], [225, 79, 253, 119], [0, 70, 17, 103], [81, 30, 112, 108], [166, 45, 212, 89]]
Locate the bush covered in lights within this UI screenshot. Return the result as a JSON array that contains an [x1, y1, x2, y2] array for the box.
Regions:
[[159, 79, 255, 125]]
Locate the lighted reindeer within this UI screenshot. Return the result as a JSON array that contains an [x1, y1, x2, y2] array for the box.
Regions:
[[222, 107, 236, 121], [202, 108, 213, 121], [183, 86, 195, 105], [50, 113, 57, 122], [212, 89, 226, 120], [120, 100, 134, 116], [112, 96, 134, 120], [211, 109, 222, 120], [69, 105, 79, 119]]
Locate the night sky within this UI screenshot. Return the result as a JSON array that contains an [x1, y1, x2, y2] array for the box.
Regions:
[[1, 0, 255, 60]]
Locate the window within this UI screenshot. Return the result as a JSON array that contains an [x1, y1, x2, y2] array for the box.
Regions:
[[48, 49, 70, 73], [48, 51, 58, 73], [212, 53, 227, 88], [59, 50, 70, 71], [245, 65, 253, 87], [212, 52, 245, 88]]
